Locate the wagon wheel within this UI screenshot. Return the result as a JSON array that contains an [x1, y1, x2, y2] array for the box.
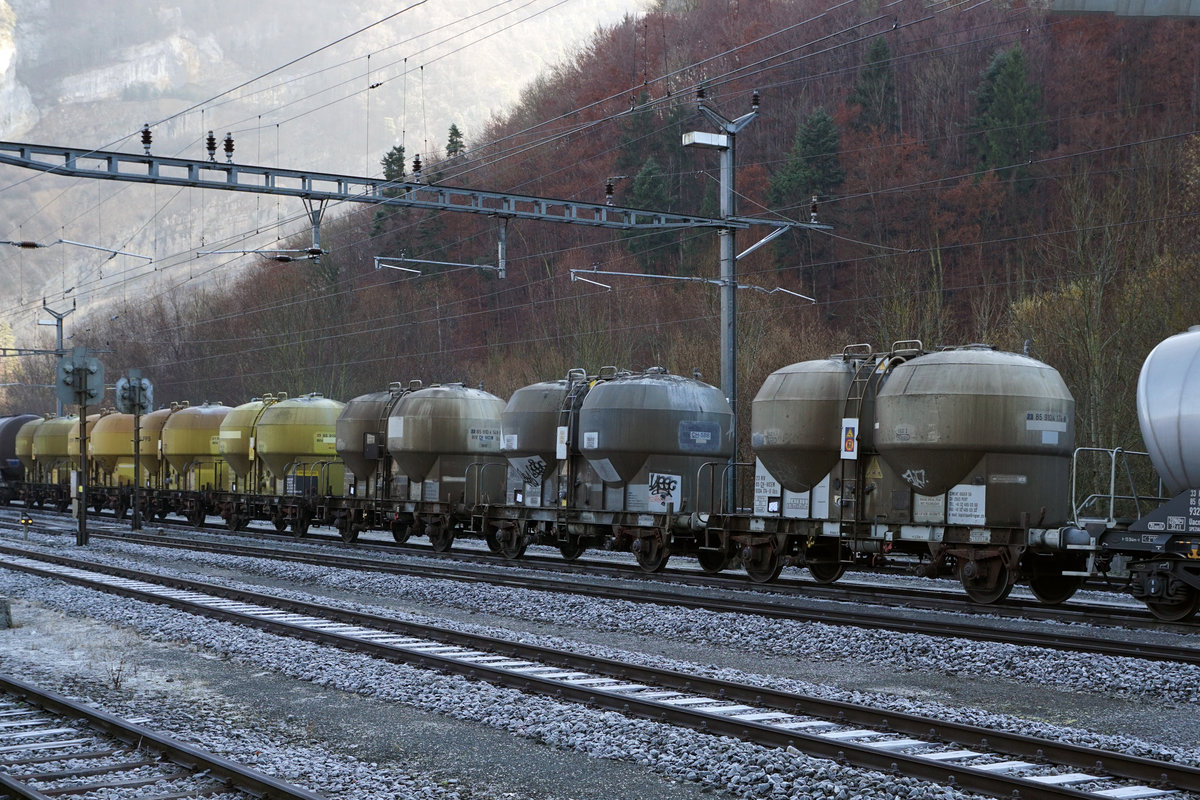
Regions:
[[390, 518, 411, 544], [495, 527, 527, 560], [291, 510, 311, 538], [958, 556, 1014, 605], [1146, 588, 1200, 622], [483, 529, 503, 553], [272, 514, 288, 532], [1027, 572, 1084, 605], [1023, 553, 1085, 605], [632, 532, 670, 573], [742, 542, 783, 584], [1140, 558, 1200, 622], [336, 516, 359, 544], [427, 519, 455, 553], [558, 536, 587, 561], [188, 504, 206, 528], [807, 560, 846, 585], [696, 548, 732, 575]]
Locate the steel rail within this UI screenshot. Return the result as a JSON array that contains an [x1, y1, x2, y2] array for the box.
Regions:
[[33, 526, 1197, 666], [0, 773, 55, 800], [2, 507, 1163, 632], [0, 672, 327, 800], [0, 545, 1195, 799], [5, 504, 1161, 630], [164, 521, 1170, 628]]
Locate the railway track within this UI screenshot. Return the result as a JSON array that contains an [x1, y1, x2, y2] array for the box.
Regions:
[[0, 543, 1194, 800], [2, 503, 1166, 633], [0, 672, 326, 800], [3, 517, 1194, 665]]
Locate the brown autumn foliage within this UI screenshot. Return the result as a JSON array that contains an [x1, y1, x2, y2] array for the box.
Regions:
[[12, 0, 1199, 464]]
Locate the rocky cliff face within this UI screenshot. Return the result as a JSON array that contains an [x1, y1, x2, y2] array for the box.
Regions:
[[51, 34, 223, 106], [0, 0, 644, 318], [0, 1, 37, 136]]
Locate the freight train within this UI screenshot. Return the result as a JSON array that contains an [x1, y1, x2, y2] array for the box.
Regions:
[[1, 331, 1197, 622]]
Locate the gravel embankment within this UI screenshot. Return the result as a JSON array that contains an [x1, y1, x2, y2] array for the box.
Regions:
[[2, 531, 1198, 799]]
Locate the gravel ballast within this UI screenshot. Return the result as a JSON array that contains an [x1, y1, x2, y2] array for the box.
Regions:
[[2, 531, 1199, 799]]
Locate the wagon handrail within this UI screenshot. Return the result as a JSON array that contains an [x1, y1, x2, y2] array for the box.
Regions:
[[465, 460, 507, 506], [1070, 446, 1165, 526]]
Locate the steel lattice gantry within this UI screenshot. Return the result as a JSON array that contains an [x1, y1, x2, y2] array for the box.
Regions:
[[0, 141, 754, 231], [0, 137, 831, 510]]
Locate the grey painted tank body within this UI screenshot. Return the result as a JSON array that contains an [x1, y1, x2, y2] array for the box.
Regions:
[[387, 384, 507, 505], [578, 371, 733, 484], [337, 386, 406, 482], [0, 414, 38, 481], [502, 380, 568, 499], [1137, 326, 1200, 495], [875, 348, 1074, 504], [576, 371, 733, 514], [503, 381, 567, 464], [751, 359, 855, 492]]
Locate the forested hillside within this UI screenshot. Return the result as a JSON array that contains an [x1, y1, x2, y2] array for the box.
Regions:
[[7, 0, 1199, 459]]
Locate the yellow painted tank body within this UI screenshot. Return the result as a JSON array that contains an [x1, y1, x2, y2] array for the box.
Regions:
[[162, 403, 231, 491], [67, 413, 105, 470], [33, 415, 77, 480], [90, 412, 151, 486], [255, 393, 345, 495], [91, 412, 133, 475], [139, 407, 177, 481], [220, 400, 266, 477], [16, 417, 45, 472], [219, 395, 285, 493]]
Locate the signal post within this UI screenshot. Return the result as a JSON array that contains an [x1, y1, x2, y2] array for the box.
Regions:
[[56, 348, 103, 545], [115, 370, 153, 530]]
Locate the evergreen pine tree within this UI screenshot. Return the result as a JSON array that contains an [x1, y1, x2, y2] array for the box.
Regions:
[[849, 37, 898, 132], [622, 156, 677, 271], [969, 45, 1047, 190], [379, 145, 406, 192], [446, 124, 465, 157], [766, 109, 844, 271], [767, 108, 845, 211], [616, 92, 657, 177], [373, 145, 407, 235]]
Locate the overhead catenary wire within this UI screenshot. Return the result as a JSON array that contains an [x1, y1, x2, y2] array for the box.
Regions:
[[0, 0, 1180, 359], [0, 1, 432, 206], [147, 228, 1198, 393], [106, 188, 1200, 372], [0, 0, 652, 319]]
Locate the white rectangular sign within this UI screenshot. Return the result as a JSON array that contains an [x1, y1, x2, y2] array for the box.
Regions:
[[840, 418, 860, 460], [947, 484, 987, 526]]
